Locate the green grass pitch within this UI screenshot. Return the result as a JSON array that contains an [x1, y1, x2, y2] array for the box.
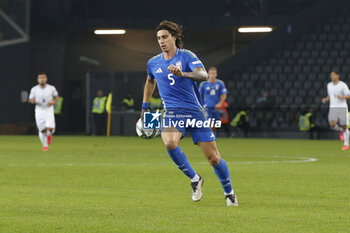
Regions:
[[0, 135, 349, 233]]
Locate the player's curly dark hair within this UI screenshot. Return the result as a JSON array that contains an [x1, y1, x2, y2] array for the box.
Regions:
[[155, 20, 184, 48]]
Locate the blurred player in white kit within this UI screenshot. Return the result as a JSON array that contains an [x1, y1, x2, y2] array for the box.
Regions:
[[28, 73, 59, 151], [322, 69, 350, 151]]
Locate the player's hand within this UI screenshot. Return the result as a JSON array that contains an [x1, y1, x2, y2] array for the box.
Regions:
[[322, 98, 328, 104], [337, 95, 345, 100], [215, 103, 223, 109], [28, 98, 35, 104], [140, 109, 150, 119], [47, 101, 55, 106], [168, 64, 183, 77]]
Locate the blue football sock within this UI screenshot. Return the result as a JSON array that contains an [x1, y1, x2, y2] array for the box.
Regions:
[[213, 159, 233, 194], [167, 146, 196, 179]]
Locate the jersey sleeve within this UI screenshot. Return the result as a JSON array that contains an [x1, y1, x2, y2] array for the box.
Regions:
[[219, 81, 228, 95], [327, 84, 330, 96], [52, 86, 58, 97], [147, 61, 155, 80], [29, 87, 35, 100], [185, 50, 204, 71], [343, 83, 350, 96]]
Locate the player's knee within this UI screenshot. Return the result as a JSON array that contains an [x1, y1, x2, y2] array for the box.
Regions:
[[164, 139, 179, 150], [329, 122, 336, 128], [207, 151, 221, 166]]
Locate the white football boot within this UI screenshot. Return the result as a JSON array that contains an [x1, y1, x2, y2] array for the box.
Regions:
[[225, 194, 238, 206], [191, 175, 204, 202]]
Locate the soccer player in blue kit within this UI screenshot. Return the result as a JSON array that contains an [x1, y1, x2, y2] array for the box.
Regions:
[[141, 21, 238, 206], [199, 67, 228, 137]]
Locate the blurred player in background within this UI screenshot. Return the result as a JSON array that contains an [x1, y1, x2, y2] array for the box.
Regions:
[[141, 21, 238, 206], [199, 67, 228, 137], [28, 73, 59, 151], [322, 69, 350, 150]]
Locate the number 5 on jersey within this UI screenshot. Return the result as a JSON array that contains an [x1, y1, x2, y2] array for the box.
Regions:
[[168, 74, 175, 85]]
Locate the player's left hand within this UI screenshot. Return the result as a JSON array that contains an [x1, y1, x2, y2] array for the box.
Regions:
[[28, 98, 36, 104], [168, 64, 183, 77], [47, 101, 55, 106], [215, 103, 222, 109], [337, 95, 345, 99]]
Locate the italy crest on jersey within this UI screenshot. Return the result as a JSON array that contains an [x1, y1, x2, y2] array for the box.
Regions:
[[176, 61, 182, 71]]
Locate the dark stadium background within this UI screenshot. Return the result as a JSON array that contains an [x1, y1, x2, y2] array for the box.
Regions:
[[1, 0, 349, 137]]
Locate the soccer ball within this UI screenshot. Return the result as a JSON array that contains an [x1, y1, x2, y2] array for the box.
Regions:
[[136, 118, 160, 139]]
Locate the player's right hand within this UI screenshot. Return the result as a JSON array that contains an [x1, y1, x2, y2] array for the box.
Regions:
[[47, 100, 55, 107], [140, 109, 149, 119], [28, 98, 36, 104], [168, 64, 183, 77], [215, 103, 223, 109], [321, 98, 328, 104]]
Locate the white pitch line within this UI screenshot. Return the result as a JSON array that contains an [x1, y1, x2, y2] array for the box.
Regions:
[[6, 156, 318, 167], [197, 157, 318, 165]]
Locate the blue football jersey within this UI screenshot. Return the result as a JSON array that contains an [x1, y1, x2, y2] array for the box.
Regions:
[[199, 80, 228, 108], [147, 48, 205, 111]]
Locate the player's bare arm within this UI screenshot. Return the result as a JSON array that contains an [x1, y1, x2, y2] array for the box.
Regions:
[[215, 94, 227, 109], [47, 96, 59, 107], [167, 65, 208, 81], [337, 95, 350, 100], [141, 75, 157, 117], [322, 96, 330, 104]]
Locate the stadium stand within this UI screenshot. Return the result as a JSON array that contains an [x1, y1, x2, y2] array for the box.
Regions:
[[71, 0, 318, 18], [226, 7, 350, 130]]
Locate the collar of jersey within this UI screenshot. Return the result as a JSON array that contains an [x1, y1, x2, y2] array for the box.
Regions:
[[161, 48, 179, 62], [331, 81, 340, 86]]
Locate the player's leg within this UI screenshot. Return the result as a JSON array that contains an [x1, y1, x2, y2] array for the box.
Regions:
[[45, 112, 56, 144], [197, 138, 238, 206], [161, 127, 198, 180], [161, 127, 203, 201], [46, 127, 54, 144], [339, 109, 349, 150], [329, 109, 344, 141], [340, 125, 349, 150], [197, 140, 235, 193], [329, 109, 343, 131], [36, 114, 48, 150], [329, 120, 343, 131], [39, 129, 48, 151]]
